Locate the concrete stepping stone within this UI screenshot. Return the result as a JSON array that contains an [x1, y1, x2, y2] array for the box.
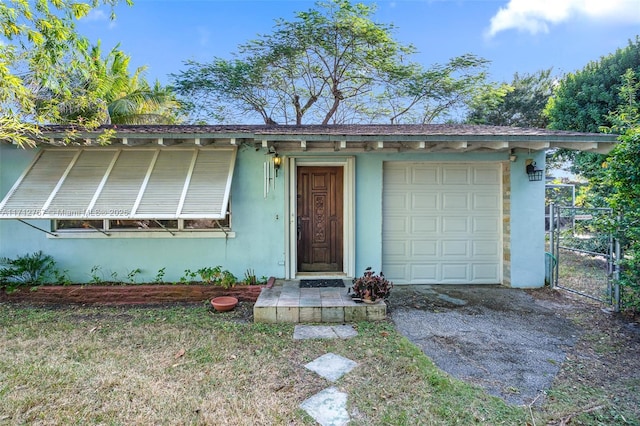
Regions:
[[437, 293, 467, 306], [300, 387, 350, 426], [304, 352, 357, 382], [293, 324, 358, 340], [332, 324, 358, 339]]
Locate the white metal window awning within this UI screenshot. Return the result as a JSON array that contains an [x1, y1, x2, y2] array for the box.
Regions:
[[0, 147, 237, 220]]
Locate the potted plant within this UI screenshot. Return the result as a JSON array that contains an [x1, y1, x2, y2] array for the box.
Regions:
[[351, 267, 393, 303]]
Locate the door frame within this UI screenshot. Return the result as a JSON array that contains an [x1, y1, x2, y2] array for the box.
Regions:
[[285, 156, 355, 279]]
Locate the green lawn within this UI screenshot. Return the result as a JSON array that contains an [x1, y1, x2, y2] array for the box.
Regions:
[[0, 304, 533, 425]]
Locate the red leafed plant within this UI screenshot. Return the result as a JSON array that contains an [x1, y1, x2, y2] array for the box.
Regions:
[[351, 267, 393, 302]]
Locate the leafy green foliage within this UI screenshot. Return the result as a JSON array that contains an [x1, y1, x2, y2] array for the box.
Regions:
[[559, 229, 612, 255], [0, 251, 57, 292], [53, 268, 72, 286], [546, 37, 640, 183], [89, 265, 104, 284], [242, 269, 266, 285], [543, 44, 640, 312], [172, 0, 489, 125], [36, 43, 183, 127], [545, 37, 640, 133], [600, 70, 640, 312], [125, 268, 142, 284], [88, 265, 120, 283], [153, 267, 166, 283], [467, 68, 555, 128], [180, 266, 237, 288], [0, 0, 133, 146]]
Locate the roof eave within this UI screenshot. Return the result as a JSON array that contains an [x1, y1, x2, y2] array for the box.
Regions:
[[5, 125, 619, 153]]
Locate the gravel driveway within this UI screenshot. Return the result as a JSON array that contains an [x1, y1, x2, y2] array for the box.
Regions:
[[388, 285, 580, 405]]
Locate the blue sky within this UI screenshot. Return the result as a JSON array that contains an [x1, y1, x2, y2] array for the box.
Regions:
[[77, 0, 639, 86]]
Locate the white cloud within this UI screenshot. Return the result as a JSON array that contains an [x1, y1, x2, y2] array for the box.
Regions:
[[486, 0, 640, 38], [82, 9, 109, 22], [196, 27, 210, 47], [80, 9, 117, 29]]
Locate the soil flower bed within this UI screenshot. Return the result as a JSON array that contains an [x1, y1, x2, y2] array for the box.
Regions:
[[0, 283, 263, 305]]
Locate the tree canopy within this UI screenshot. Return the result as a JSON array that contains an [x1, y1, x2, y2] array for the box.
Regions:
[[545, 42, 640, 312], [545, 37, 640, 181], [545, 36, 640, 133], [0, 0, 139, 146], [35, 43, 183, 126], [600, 69, 640, 311], [467, 68, 555, 128], [171, 0, 490, 125]]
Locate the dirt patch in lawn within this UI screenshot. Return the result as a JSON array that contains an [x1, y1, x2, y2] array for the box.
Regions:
[[0, 284, 263, 305], [388, 285, 640, 422]]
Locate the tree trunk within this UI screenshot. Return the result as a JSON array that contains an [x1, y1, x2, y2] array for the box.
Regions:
[[323, 98, 341, 125]]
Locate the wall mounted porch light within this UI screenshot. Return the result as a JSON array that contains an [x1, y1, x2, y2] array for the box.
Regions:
[[272, 153, 282, 177], [264, 147, 281, 198], [525, 159, 544, 181]]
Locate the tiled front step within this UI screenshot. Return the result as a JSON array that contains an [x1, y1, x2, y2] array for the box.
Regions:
[[254, 286, 386, 323]]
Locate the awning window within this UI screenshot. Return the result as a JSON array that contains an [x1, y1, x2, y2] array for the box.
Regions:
[[0, 147, 236, 220]]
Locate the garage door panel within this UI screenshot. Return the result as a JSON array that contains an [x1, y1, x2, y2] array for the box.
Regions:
[[442, 216, 468, 233], [472, 264, 500, 281], [411, 192, 439, 210], [383, 264, 410, 284], [442, 240, 469, 256], [411, 216, 438, 233], [411, 264, 438, 281], [473, 168, 500, 185], [384, 240, 408, 257], [442, 193, 469, 210], [472, 217, 500, 233], [472, 240, 500, 256], [412, 168, 439, 185], [411, 240, 438, 256], [442, 167, 470, 185], [383, 216, 409, 234], [384, 192, 409, 210], [473, 193, 501, 209], [441, 264, 470, 281], [385, 167, 409, 185], [383, 162, 501, 284]]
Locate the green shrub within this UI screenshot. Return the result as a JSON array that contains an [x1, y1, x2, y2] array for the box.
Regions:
[[180, 266, 237, 288], [0, 251, 57, 292], [559, 231, 612, 254], [242, 269, 267, 285], [619, 246, 640, 312], [351, 267, 393, 302]]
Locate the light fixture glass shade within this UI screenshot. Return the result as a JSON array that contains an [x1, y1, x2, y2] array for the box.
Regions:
[[526, 162, 543, 181]]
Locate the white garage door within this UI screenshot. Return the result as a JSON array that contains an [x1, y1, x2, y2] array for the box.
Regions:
[[382, 162, 502, 284]]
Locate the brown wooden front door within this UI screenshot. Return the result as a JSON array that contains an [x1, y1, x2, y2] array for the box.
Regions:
[[297, 166, 344, 272]]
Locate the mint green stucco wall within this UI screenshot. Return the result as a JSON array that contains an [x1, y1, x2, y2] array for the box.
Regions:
[[0, 144, 287, 283], [0, 143, 547, 287], [508, 150, 546, 288]]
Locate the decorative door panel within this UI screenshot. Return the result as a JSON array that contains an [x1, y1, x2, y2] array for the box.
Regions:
[[297, 166, 344, 272]]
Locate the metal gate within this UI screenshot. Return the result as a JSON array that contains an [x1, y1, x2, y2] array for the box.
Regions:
[[548, 204, 620, 310]]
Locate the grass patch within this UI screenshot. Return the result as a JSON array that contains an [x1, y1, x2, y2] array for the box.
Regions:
[[0, 304, 533, 425], [3, 303, 637, 425], [556, 247, 611, 302], [540, 307, 640, 426]]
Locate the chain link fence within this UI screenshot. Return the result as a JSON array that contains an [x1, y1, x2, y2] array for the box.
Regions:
[[548, 204, 620, 310]]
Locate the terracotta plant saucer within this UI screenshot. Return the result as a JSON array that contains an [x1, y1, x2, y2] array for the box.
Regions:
[[211, 296, 238, 312]]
